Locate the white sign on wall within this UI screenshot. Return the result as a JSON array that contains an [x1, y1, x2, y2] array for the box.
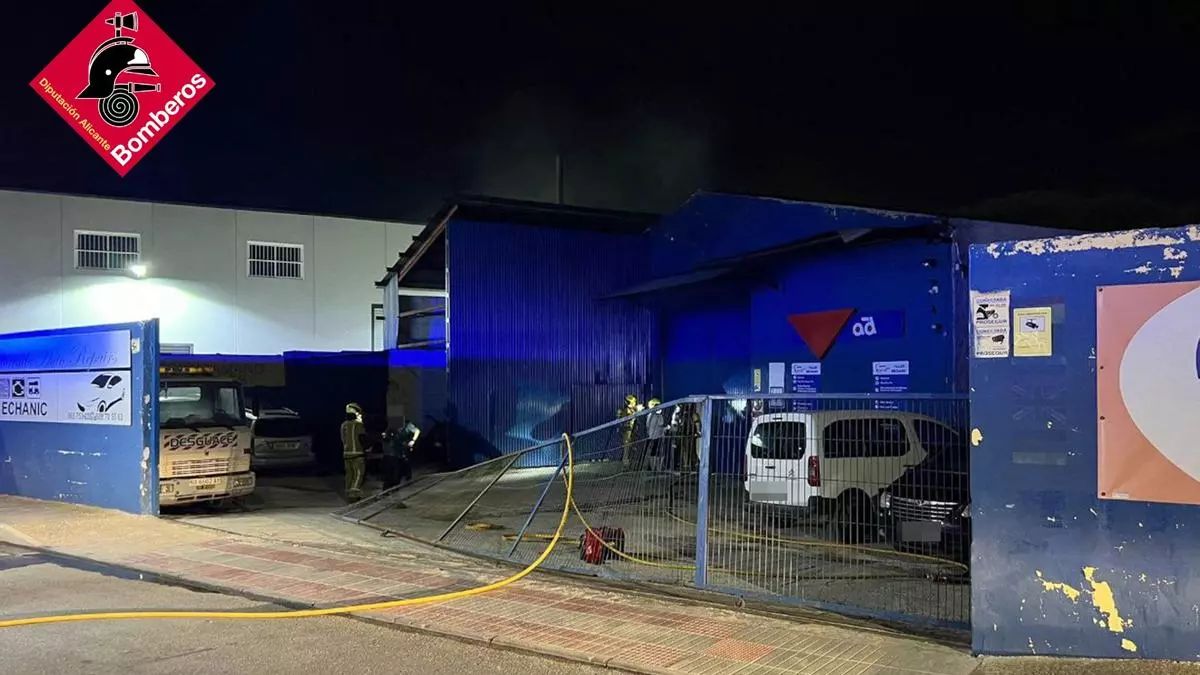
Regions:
[[970, 290, 1011, 358], [0, 329, 131, 373], [0, 370, 132, 426]]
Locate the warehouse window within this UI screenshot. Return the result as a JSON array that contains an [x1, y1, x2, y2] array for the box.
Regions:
[[247, 241, 304, 279], [75, 230, 140, 271], [160, 343, 194, 355]]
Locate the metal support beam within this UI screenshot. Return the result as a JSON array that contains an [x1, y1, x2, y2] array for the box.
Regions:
[[693, 397, 713, 588], [506, 447, 568, 558]]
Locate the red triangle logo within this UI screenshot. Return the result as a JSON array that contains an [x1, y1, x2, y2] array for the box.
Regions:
[[787, 308, 855, 359]]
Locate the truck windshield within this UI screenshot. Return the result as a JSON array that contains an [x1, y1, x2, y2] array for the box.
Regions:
[[159, 382, 245, 429]]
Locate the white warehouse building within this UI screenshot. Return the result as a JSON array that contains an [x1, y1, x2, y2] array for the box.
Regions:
[[0, 189, 423, 354]]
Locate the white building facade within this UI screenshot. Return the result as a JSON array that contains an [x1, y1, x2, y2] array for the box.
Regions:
[[0, 189, 422, 354]]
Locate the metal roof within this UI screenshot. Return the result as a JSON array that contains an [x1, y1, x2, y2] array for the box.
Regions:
[[377, 196, 658, 288]]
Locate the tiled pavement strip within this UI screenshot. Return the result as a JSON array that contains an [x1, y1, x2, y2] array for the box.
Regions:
[[0, 496, 977, 674]]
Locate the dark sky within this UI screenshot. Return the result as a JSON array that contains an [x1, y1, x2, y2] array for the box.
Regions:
[[5, 2, 1200, 229]]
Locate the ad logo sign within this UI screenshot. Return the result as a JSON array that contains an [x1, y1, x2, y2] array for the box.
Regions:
[[30, 0, 214, 176], [840, 310, 906, 341]]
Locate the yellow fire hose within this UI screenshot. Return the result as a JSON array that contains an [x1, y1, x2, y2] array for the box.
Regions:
[[0, 435, 577, 629]]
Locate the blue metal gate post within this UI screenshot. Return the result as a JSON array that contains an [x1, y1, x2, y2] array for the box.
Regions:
[[693, 397, 713, 587]]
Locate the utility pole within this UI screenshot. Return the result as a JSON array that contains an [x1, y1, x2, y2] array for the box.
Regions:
[[555, 152, 564, 204]]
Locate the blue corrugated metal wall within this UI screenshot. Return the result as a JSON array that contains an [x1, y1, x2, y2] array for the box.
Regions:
[[447, 219, 655, 466], [0, 320, 159, 515], [662, 299, 751, 400], [650, 203, 1068, 402], [749, 238, 957, 393], [970, 226, 1200, 660]]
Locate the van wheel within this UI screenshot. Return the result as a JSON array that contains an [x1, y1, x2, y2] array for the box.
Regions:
[[835, 491, 873, 544]]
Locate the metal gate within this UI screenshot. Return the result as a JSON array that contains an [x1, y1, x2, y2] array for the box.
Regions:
[[340, 393, 970, 629]]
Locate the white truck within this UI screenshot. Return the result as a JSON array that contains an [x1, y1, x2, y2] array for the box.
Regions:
[[157, 366, 256, 506]]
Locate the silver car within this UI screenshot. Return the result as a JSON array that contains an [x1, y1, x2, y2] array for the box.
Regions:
[[247, 408, 315, 469]]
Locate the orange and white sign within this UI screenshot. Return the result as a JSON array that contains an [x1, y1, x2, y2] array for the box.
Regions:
[[1097, 280, 1200, 504]]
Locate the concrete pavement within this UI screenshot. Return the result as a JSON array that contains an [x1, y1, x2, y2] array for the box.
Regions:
[[4, 495, 1197, 673], [0, 544, 600, 675], [0, 495, 978, 674]]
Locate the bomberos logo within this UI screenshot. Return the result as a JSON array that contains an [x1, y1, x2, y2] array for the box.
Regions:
[[30, 0, 214, 176]]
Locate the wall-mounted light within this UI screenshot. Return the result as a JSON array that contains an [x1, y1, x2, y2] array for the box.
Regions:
[[128, 262, 149, 278]]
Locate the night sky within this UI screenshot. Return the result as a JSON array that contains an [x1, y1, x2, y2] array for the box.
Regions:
[[5, 2, 1200, 229]]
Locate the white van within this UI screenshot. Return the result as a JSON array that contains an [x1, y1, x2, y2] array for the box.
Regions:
[[743, 410, 958, 537]]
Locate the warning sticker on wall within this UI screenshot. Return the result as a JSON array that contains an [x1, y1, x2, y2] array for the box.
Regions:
[[971, 290, 1011, 358], [767, 362, 786, 409], [1013, 307, 1053, 357]]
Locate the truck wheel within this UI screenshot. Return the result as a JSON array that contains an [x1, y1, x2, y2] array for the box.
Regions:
[[835, 491, 873, 544]]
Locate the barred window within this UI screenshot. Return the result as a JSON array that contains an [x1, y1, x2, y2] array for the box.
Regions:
[[75, 230, 140, 271], [247, 241, 304, 279]]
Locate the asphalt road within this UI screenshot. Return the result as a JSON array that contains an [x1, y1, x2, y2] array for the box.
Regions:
[[0, 545, 601, 675]]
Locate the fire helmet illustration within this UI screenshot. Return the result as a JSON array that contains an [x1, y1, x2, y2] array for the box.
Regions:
[[76, 11, 160, 127]]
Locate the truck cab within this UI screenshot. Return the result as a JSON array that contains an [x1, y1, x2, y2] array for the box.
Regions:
[[158, 366, 256, 506]]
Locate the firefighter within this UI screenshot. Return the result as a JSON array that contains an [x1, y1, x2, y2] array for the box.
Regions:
[[681, 403, 702, 472], [644, 398, 666, 471], [668, 405, 689, 471], [382, 420, 420, 489], [341, 402, 367, 501], [617, 394, 642, 467]]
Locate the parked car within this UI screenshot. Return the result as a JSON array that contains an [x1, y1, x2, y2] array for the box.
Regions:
[[879, 436, 970, 562], [246, 407, 315, 469], [743, 410, 961, 541]]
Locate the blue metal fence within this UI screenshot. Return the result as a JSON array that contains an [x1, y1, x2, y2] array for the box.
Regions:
[[340, 392, 970, 629]]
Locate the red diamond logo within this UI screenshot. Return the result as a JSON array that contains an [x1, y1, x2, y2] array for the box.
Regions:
[[30, 0, 214, 176], [787, 308, 856, 359]]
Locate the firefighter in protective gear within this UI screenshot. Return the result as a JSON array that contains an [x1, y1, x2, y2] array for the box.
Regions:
[[381, 421, 420, 490], [341, 402, 367, 501], [617, 394, 642, 467], [681, 403, 702, 471], [644, 398, 666, 471]]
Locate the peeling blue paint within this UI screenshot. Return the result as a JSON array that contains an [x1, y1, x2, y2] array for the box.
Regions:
[[970, 225, 1200, 661]]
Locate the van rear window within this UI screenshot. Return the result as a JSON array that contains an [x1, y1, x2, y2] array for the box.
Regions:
[[254, 417, 307, 438], [750, 421, 806, 460]]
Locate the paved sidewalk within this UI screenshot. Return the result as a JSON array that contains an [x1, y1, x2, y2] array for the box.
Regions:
[[0, 495, 979, 674]]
